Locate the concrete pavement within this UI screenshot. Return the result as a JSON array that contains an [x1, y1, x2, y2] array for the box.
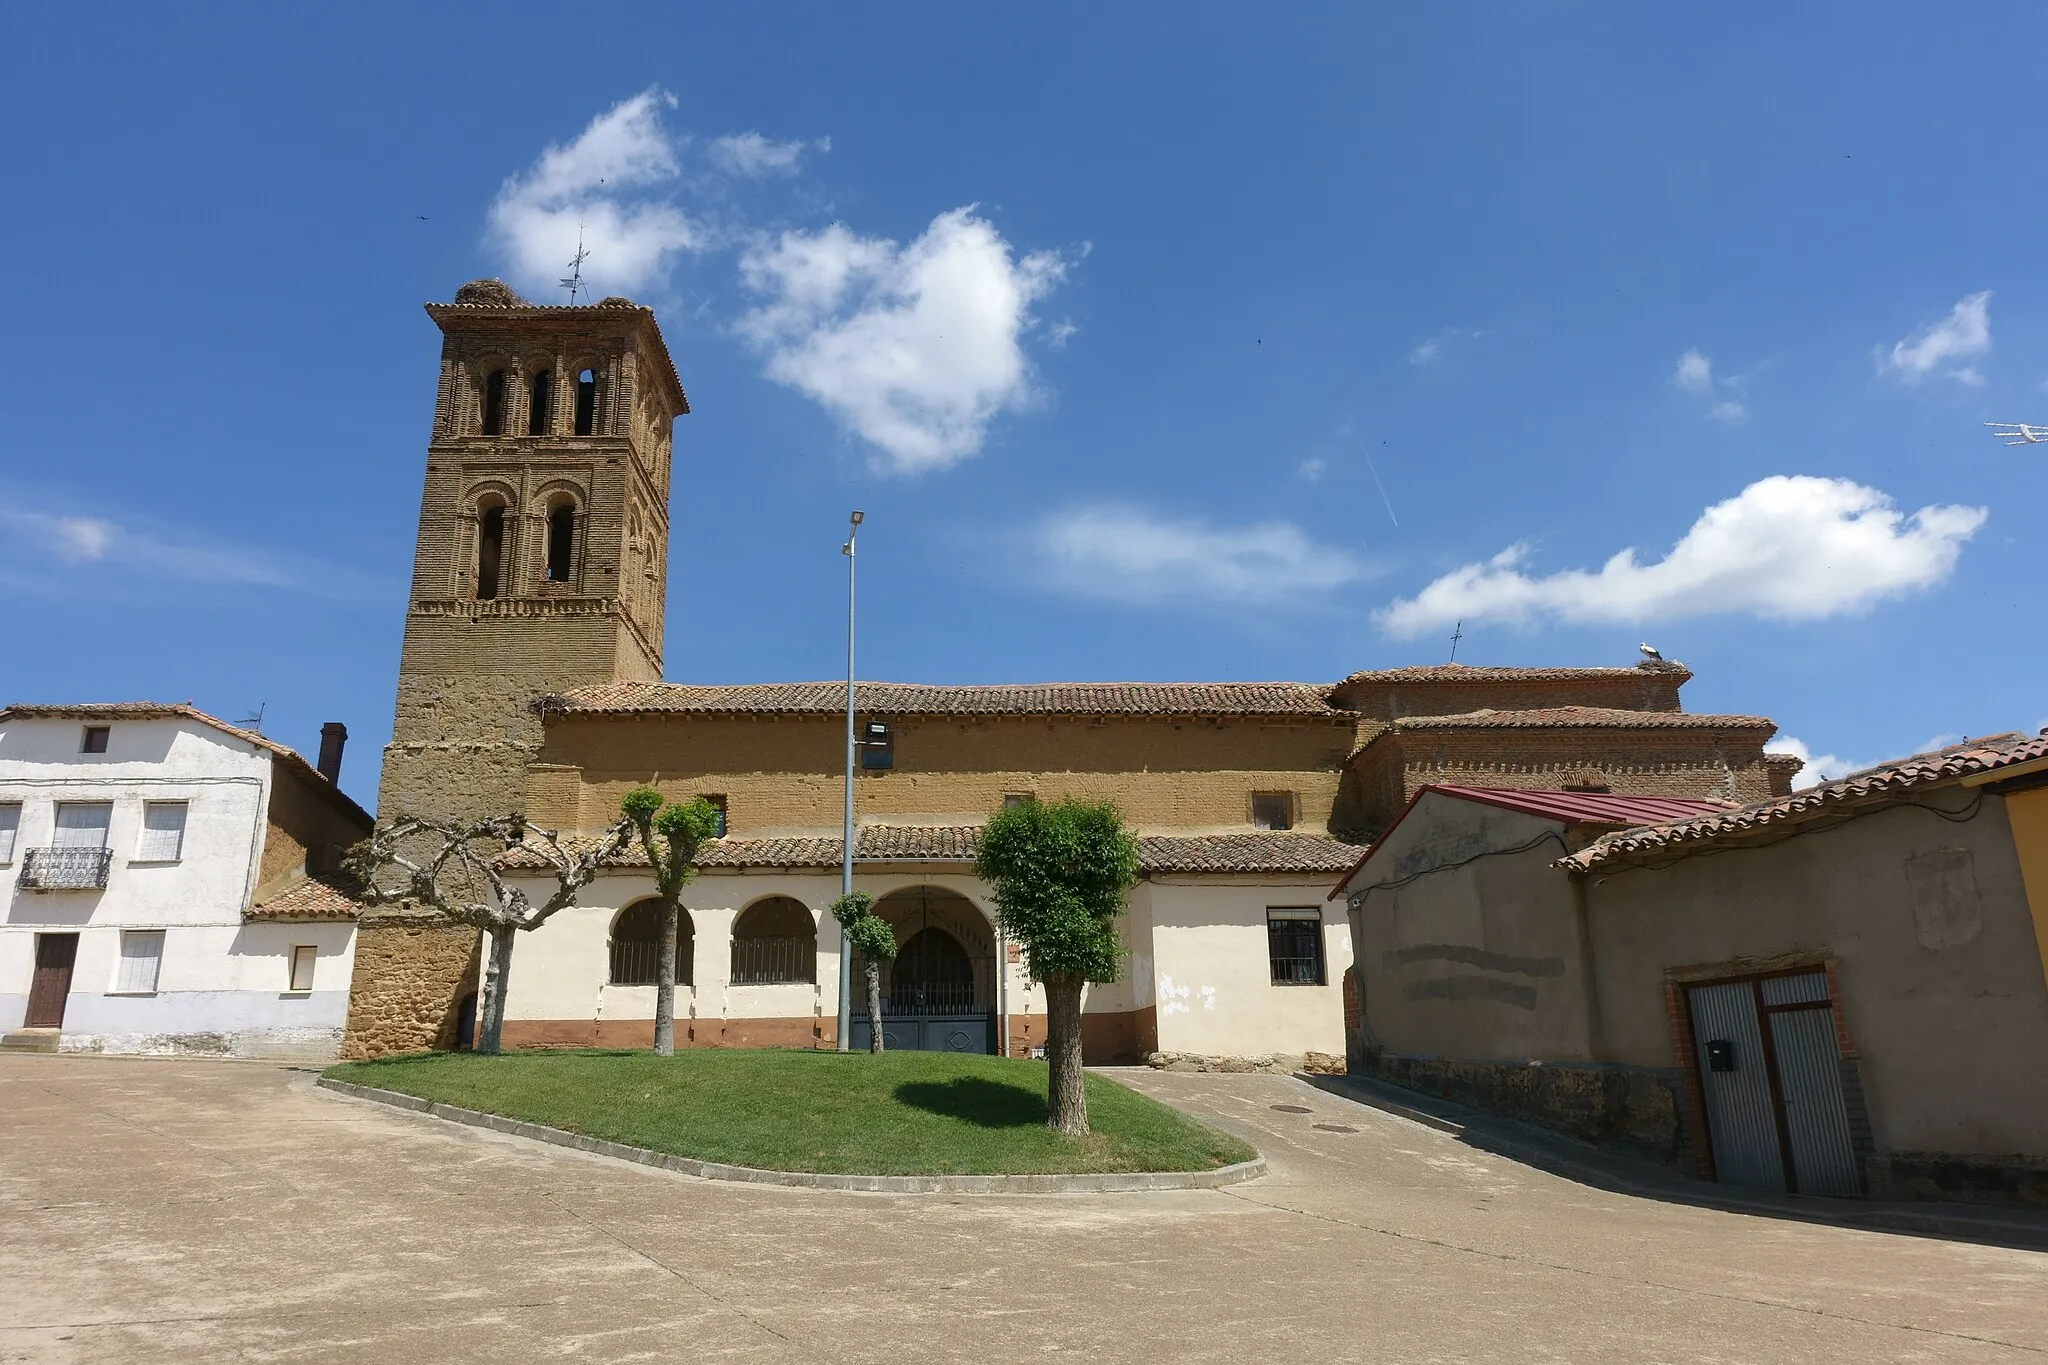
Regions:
[[4, 1054, 2046, 1362]]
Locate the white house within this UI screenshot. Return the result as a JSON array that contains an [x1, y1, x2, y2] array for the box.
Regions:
[[0, 703, 372, 1059]]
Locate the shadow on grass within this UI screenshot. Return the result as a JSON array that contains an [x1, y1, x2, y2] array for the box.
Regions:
[[895, 1076, 1048, 1129]]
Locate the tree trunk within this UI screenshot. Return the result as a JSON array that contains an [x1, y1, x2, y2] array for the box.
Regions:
[[477, 924, 516, 1056], [1043, 971, 1087, 1136], [653, 898, 678, 1058], [864, 960, 885, 1054]]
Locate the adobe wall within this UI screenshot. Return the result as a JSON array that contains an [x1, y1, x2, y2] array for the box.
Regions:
[[257, 762, 369, 896], [1340, 728, 1781, 833], [1583, 791, 2048, 1160], [535, 713, 1355, 835], [1327, 668, 1686, 722]]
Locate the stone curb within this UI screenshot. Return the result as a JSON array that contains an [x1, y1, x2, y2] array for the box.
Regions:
[[315, 1076, 1267, 1194]]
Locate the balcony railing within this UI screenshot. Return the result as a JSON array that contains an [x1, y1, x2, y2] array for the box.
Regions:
[[20, 846, 113, 891]]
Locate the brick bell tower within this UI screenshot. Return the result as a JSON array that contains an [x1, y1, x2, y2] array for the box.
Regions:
[[342, 279, 688, 1058]]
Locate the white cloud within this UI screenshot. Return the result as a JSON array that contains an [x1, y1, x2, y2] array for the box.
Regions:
[[0, 508, 372, 598], [487, 89, 701, 298], [1408, 327, 1478, 366], [1765, 736, 1864, 790], [1028, 505, 1366, 609], [1672, 349, 1750, 422], [1044, 318, 1078, 351], [709, 131, 827, 178], [1376, 475, 1987, 637], [1880, 291, 1991, 386], [738, 207, 1070, 472], [1672, 349, 1714, 394], [1297, 457, 1327, 484]]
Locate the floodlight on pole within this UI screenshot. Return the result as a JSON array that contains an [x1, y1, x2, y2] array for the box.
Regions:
[[1985, 422, 2048, 445], [836, 510, 863, 1051]]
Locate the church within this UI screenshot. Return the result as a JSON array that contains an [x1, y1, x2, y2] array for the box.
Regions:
[[339, 282, 1797, 1066]]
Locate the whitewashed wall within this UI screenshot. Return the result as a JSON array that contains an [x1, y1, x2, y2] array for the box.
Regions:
[[0, 716, 355, 1059], [501, 866, 1347, 1058]]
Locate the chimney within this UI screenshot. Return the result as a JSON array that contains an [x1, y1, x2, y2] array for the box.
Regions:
[[317, 723, 348, 785]]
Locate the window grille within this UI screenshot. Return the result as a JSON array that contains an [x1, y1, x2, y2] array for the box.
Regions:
[[1266, 908, 1325, 986], [137, 802, 187, 862], [288, 945, 317, 992], [0, 804, 18, 863], [1252, 792, 1295, 831], [610, 901, 692, 986], [729, 896, 815, 984], [115, 930, 165, 994]]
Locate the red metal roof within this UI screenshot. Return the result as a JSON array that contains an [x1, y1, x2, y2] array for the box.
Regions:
[[1423, 786, 1733, 826]]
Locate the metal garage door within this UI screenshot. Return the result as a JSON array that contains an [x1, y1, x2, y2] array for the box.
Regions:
[[1687, 971, 1859, 1197]]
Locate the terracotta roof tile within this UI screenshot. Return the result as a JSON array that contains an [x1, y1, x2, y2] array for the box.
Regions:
[[501, 826, 1359, 876], [1385, 706, 1773, 732], [1559, 731, 2048, 872], [246, 873, 361, 922], [1423, 786, 1734, 825], [549, 680, 1342, 719], [1337, 662, 1692, 685]]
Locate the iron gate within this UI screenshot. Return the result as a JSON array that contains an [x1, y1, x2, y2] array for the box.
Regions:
[[847, 889, 997, 1053]]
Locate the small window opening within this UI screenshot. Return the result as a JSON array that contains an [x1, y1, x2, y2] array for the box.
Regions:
[[288, 945, 317, 993], [574, 368, 597, 435], [1002, 793, 1034, 809], [1251, 791, 1295, 831], [476, 504, 505, 600], [546, 503, 576, 582], [701, 794, 728, 838], [527, 370, 553, 435], [1266, 908, 1325, 986], [81, 726, 110, 754], [481, 369, 507, 435]]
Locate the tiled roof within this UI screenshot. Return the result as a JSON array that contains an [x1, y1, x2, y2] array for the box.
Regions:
[[549, 680, 1343, 719], [1384, 706, 1773, 732], [1423, 786, 1734, 826], [1559, 731, 2048, 872], [501, 825, 1358, 876], [246, 873, 361, 922], [0, 702, 372, 827], [1337, 662, 1692, 685]]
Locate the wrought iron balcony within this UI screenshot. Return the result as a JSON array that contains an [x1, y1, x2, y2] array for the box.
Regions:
[[20, 846, 113, 891]]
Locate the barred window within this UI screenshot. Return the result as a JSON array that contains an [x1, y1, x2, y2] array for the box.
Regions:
[[730, 896, 815, 985], [610, 900, 692, 986], [1266, 908, 1324, 986]]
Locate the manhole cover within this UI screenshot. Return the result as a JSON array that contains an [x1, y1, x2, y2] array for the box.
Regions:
[[1313, 1123, 1359, 1134], [1270, 1104, 1312, 1114]]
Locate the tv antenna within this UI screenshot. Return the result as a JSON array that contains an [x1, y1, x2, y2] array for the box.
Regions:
[[1985, 421, 2048, 445], [239, 702, 266, 733], [1448, 620, 1464, 664], [559, 180, 601, 305]]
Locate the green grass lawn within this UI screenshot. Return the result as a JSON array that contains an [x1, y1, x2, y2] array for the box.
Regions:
[[324, 1048, 1256, 1176]]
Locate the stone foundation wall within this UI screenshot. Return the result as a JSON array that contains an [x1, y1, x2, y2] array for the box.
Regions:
[[1359, 1050, 1684, 1162], [340, 918, 479, 1059], [1866, 1152, 2048, 1208], [1146, 1050, 1346, 1076]]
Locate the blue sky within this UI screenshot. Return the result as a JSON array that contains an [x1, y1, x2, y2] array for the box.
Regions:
[[3, 4, 2044, 809]]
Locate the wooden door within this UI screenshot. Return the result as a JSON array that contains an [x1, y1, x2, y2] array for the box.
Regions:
[[25, 933, 79, 1028]]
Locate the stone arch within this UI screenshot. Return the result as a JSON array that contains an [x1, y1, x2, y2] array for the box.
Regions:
[[609, 898, 692, 987], [568, 357, 608, 435], [526, 366, 556, 435], [531, 481, 585, 587], [730, 895, 816, 985], [867, 885, 995, 1016], [465, 480, 518, 600]]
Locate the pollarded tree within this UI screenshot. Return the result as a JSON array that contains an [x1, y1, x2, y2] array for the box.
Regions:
[[348, 814, 629, 1055], [974, 797, 1140, 1136], [830, 891, 898, 1053], [619, 787, 725, 1058]]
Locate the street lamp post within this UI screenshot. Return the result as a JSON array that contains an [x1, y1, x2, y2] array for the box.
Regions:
[[836, 510, 863, 1051]]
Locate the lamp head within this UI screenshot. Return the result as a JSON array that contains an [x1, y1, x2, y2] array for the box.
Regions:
[[850, 510, 865, 526]]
